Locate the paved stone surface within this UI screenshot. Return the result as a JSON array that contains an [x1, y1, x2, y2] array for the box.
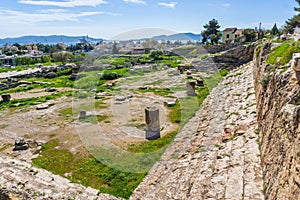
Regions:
[[131, 63, 264, 200], [0, 68, 40, 79], [0, 156, 123, 200]]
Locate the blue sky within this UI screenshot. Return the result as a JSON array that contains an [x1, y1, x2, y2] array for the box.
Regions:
[[0, 0, 297, 39]]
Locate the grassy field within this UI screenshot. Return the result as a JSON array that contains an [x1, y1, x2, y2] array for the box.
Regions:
[[0, 91, 72, 109], [32, 140, 145, 199]]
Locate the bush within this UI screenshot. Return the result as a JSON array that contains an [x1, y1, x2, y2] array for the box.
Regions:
[[219, 69, 228, 77], [102, 72, 118, 80], [260, 74, 270, 88]]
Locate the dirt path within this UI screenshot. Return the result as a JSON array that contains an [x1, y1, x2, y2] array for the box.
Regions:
[[131, 63, 264, 200]]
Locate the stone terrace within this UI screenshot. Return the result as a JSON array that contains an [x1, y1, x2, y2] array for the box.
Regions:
[[131, 63, 264, 200]]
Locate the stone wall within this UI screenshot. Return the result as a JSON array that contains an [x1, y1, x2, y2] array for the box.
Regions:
[[192, 44, 256, 72], [253, 42, 300, 199], [202, 43, 240, 54], [212, 43, 256, 70]]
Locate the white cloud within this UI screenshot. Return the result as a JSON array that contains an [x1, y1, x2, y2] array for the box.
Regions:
[[0, 9, 120, 24], [208, 2, 231, 8], [158, 2, 177, 9], [222, 3, 231, 7], [123, 0, 146, 5], [18, 0, 107, 7]]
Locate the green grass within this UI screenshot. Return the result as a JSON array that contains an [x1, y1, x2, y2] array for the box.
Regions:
[[137, 87, 173, 97], [26, 75, 74, 88], [0, 65, 37, 73], [0, 84, 43, 96], [198, 54, 209, 60], [174, 45, 197, 51], [156, 58, 182, 68], [146, 79, 164, 85], [32, 140, 145, 199], [127, 131, 177, 153], [0, 91, 71, 109], [59, 100, 107, 117], [266, 41, 300, 65], [79, 114, 109, 124], [256, 46, 261, 58], [0, 72, 74, 96], [204, 71, 222, 90], [168, 87, 209, 127]]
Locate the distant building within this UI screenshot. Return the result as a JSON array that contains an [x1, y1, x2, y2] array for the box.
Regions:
[[131, 47, 146, 55], [222, 28, 244, 44], [10, 46, 19, 51], [0, 55, 16, 66], [26, 45, 32, 51]]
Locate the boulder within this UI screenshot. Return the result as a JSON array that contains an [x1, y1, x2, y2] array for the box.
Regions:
[[13, 138, 29, 151], [1, 94, 11, 102]]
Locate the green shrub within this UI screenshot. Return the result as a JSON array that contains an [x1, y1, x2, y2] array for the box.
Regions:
[[256, 46, 261, 58], [127, 131, 177, 153], [219, 69, 228, 77], [259, 74, 270, 88]]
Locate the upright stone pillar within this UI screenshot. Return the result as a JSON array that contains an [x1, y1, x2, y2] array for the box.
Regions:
[[145, 106, 160, 140], [186, 81, 196, 96], [196, 79, 205, 87], [1, 94, 11, 102], [79, 110, 86, 119]]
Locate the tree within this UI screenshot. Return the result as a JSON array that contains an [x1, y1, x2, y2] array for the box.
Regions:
[[284, 0, 300, 33], [201, 19, 221, 45], [242, 29, 257, 42], [52, 51, 73, 64], [149, 50, 163, 60], [41, 55, 51, 63], [271, 23, 280, 35]]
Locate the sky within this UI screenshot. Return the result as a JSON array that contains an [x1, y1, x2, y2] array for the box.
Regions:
[[0, 0, 298, 39]]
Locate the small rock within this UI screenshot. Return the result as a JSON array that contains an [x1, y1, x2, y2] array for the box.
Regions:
[[1, 94, 11, 102], [45, 88, 57, 92], [36, 104, 50, 110], [115, 96, 126, 102], [235, 130, 246, 136], [13, 138, 29, 151]]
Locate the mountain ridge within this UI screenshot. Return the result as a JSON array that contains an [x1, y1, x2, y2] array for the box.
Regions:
[[0, 32, 202, 46]]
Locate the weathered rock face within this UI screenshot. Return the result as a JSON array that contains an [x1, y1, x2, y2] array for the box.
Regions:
[[192, 44, 256, 72], [253, 43, 300, 199], [213, 44, 256, 70]]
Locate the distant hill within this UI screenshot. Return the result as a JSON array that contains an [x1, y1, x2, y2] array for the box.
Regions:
[[152, 33, 202, 41], [0, 35, 103, 46], [0, 33, 201, 46]]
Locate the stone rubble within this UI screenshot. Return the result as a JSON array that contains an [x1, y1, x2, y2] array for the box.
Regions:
[[131, 63, 264, 200]]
